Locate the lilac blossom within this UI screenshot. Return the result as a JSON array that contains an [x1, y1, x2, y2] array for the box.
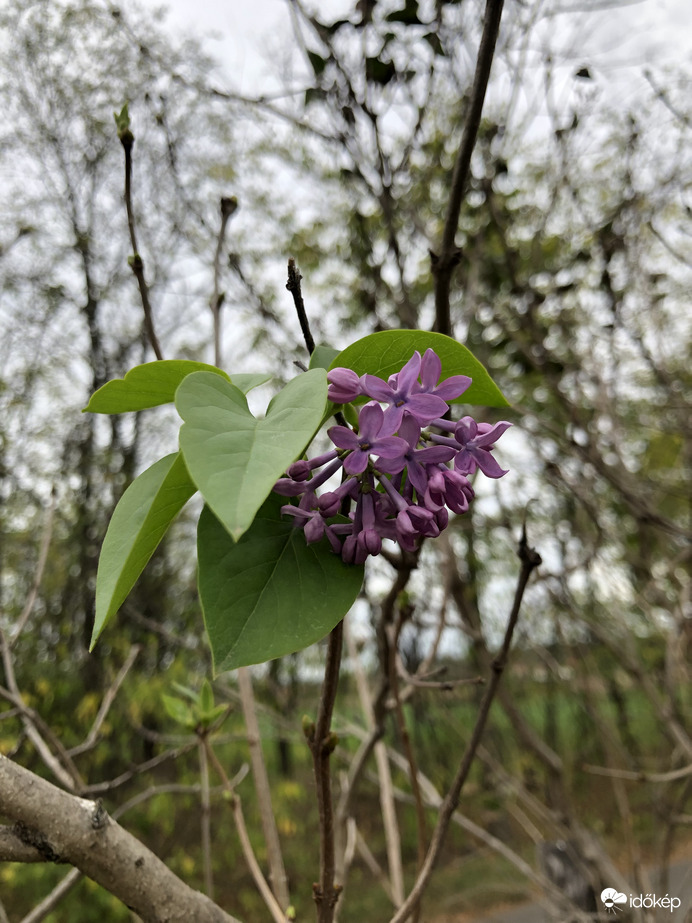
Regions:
[[327, 368, 363, 404], [452, 417, 512, 478], [417, 348, 472, 402], [361, 351, 448, 431], [328, 403, 408, 475], [276, 349, 511, 564]]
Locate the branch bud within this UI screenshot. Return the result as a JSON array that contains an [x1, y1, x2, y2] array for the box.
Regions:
[[301, 714, 316, 741]]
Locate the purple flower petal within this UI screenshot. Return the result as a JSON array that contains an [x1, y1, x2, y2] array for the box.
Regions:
[[396, 351, 421, 393], [433, 375, 472, 401], [405, 392, 449, 424], [328, 425, 359, 451], [419, 348, 441, 390], [357, 402, 385, 440], [361, 374, 394, 403], [472, 421, 512, 447]]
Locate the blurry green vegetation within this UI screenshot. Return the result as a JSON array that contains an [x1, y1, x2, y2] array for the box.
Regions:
[[1, 630, 686, 921]]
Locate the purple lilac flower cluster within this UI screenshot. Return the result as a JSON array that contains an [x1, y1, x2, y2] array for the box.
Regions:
[[275, 349, 511, 564]]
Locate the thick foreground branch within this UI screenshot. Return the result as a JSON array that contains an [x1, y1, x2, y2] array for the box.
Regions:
[[0, 755, 242, 923]]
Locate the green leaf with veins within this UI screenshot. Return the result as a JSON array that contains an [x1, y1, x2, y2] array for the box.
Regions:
[[176, 370, 327, 542], [330, 330, 509, 407], [197, 496, 363, 672]]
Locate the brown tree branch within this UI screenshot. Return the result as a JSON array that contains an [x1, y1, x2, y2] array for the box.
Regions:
[[0, 755, 242, 923], [211, 196, 238, 368], [203, 741, 287, 923], [387, 524, 541, 923], [9, 487, 56, 646], [68, 644, 141, 758], [433, 0, 505, 336], [0, 631, 84, 792], [237, 666, 291, 912], [286, 258, 316, 356], [307, 621, 344, 923], [118, 126, 164, 361]]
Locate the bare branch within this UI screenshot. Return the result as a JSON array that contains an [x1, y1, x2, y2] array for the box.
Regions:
[[203, 742, 286, 923], [68, 645, 141, 757], [0, 631, 84, 792], [9, 487, 56, 646], [307, 622, 344, 923], [19, 868, 82, 923], [210, 196, 239, 368], [286, 258, 315, 356], [583, 762, 692, 784], [433, 0, 505, 335], [237, 666, 290, 912], [387, 525, 541, 923], [0, 755, 243, 923], [118, 125, 164, 361]]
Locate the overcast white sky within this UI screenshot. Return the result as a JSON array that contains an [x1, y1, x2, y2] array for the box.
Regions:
[[156, 0, 692, 99]]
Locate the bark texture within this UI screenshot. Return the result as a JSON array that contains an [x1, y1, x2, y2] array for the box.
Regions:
[[0, 755, 244, 923]]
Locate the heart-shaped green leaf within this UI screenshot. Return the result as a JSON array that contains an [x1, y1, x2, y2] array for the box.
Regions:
[[176, 369, 327, 542], [91, 452, 197, 648], [197, 497, 364, 672], [229, 373, 273, 395], [330, 330, 509, 407], [84, 361, 272, 414]]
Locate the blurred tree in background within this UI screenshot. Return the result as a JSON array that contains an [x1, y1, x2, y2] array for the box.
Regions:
[[0, 1, 690, 921]]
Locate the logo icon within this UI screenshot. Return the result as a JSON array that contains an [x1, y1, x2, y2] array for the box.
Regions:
[[601, 888, 627, 913]]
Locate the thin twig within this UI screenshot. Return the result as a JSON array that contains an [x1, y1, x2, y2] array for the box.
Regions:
[[210, 196, 238, 368], [286, 258, 315, 355], [308, 621, 344, 923], [237, 666, 290, 911], [112, 781, 229, 820], [203, 742, 287, 923], [82, 741, 198, 795], [344, 622, 405, 908], [386, 620, 427, 910], [583, 762, 692, 783], [198, 736, 214, 900], [0, 631, 83, 792], [119, 126, 164, 360], [18, 868, 82, 923], [432, 0, 505, 335], [68, 645, 140, 757], [387, 524, 541, 923], [10, 487, 56, 646]]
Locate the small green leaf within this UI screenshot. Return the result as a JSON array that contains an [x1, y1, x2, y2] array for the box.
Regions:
[[199, 703, 229, 726], [176, 370, 327, 542], [200, 679, 214, 715], [113, 102, 132, 141], [309, 344, 340, 370], [197, 497, 363, 672], [162, 694, 195, 729], [84, 361, 231, 414], [91, 453, 196, 648], [172, 682, 201, 704], [330, 330, 509, 407]]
